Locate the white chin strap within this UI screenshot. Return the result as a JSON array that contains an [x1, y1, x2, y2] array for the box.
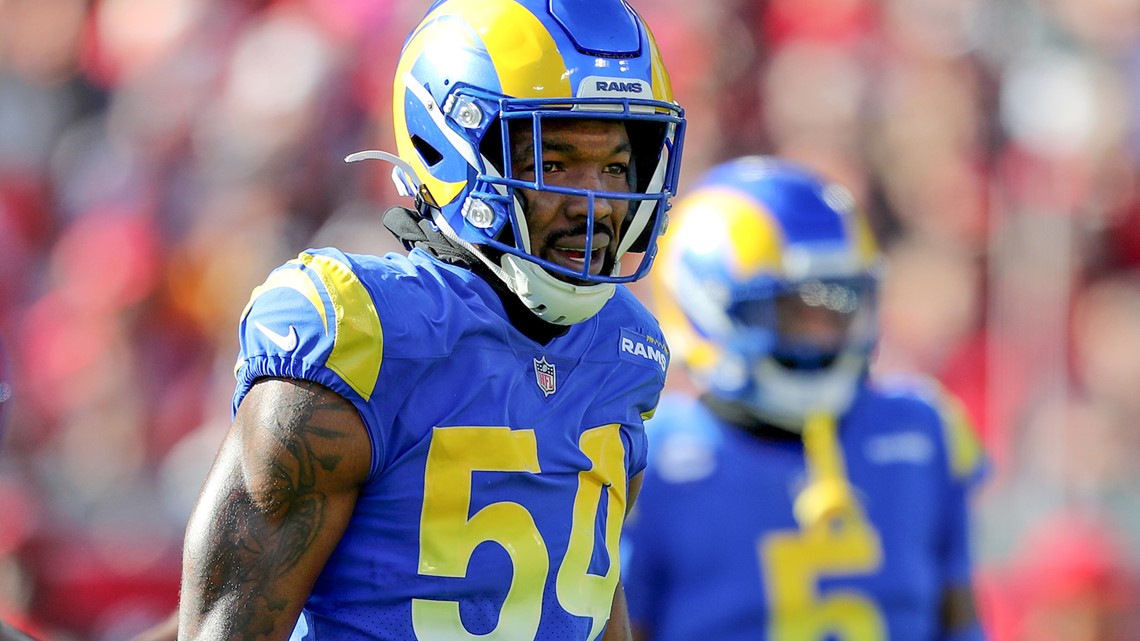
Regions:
[[744, 351, 864, 432], [500, 254, 615, 325]]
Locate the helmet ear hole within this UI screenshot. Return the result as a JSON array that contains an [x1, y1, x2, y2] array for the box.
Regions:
[[411, 135, 444, 167]]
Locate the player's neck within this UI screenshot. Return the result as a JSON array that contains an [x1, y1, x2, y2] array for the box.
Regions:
[[699, 393, 802, 443]]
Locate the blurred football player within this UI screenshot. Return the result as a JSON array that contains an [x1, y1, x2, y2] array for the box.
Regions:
[[622, 156, 986, 641], [177, 1, 685, 640]]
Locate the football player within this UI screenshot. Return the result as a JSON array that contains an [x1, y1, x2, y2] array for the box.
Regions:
[[622, 156, 986, 641], [178, 1, 685, 640]]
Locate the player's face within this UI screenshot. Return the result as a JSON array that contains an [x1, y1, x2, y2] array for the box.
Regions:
[[774, 287, 857, 353], [509, 119, 632, 280]]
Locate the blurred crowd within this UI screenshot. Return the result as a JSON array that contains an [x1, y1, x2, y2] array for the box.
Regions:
[[1, 0, 1140, 639]]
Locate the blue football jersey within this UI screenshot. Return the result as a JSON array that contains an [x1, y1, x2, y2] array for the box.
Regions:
[[622, 380, 985, 641], [233, 247, 667, 641]]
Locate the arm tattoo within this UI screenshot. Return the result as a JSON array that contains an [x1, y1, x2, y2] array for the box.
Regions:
[[190, 380, 359, 639]]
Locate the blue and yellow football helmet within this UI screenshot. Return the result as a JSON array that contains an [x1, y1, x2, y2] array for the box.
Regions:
[[350, 0, 686, 325], [654, 157, 883, 429]]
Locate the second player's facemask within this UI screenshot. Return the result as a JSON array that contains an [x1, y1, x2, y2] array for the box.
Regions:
[[654, 156, 883, 431], [349, 0, 686, 325]]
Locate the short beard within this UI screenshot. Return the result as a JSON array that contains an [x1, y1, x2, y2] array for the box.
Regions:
[[538, 223, 617, 282]]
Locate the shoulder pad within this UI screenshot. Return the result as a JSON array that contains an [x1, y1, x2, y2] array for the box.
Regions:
[[236, 250, 383, 401], [874, 373, 985, 482]]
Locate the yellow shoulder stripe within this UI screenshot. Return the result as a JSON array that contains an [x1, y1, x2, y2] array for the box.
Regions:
[[295, 253, 384, 402], [937, 390, 984, 480], [240, 253, 383, 402]]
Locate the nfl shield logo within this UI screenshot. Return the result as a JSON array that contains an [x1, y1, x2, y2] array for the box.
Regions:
[[534, 356, 557, 397]]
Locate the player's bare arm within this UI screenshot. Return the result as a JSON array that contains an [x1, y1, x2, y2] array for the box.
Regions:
[[603, 581, 633, 641], [180, 377, 371, 641], [602, 471, 643, 641]]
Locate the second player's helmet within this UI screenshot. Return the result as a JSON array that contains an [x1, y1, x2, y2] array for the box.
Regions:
[[654, 157, 883, 430], [357, 0, 685, 325]]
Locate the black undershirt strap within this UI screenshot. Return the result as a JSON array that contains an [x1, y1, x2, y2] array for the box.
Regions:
[[382, 205, 569, 345]]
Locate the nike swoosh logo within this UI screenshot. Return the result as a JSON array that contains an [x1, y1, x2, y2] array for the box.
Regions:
[[254, 321, 298, 351]]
